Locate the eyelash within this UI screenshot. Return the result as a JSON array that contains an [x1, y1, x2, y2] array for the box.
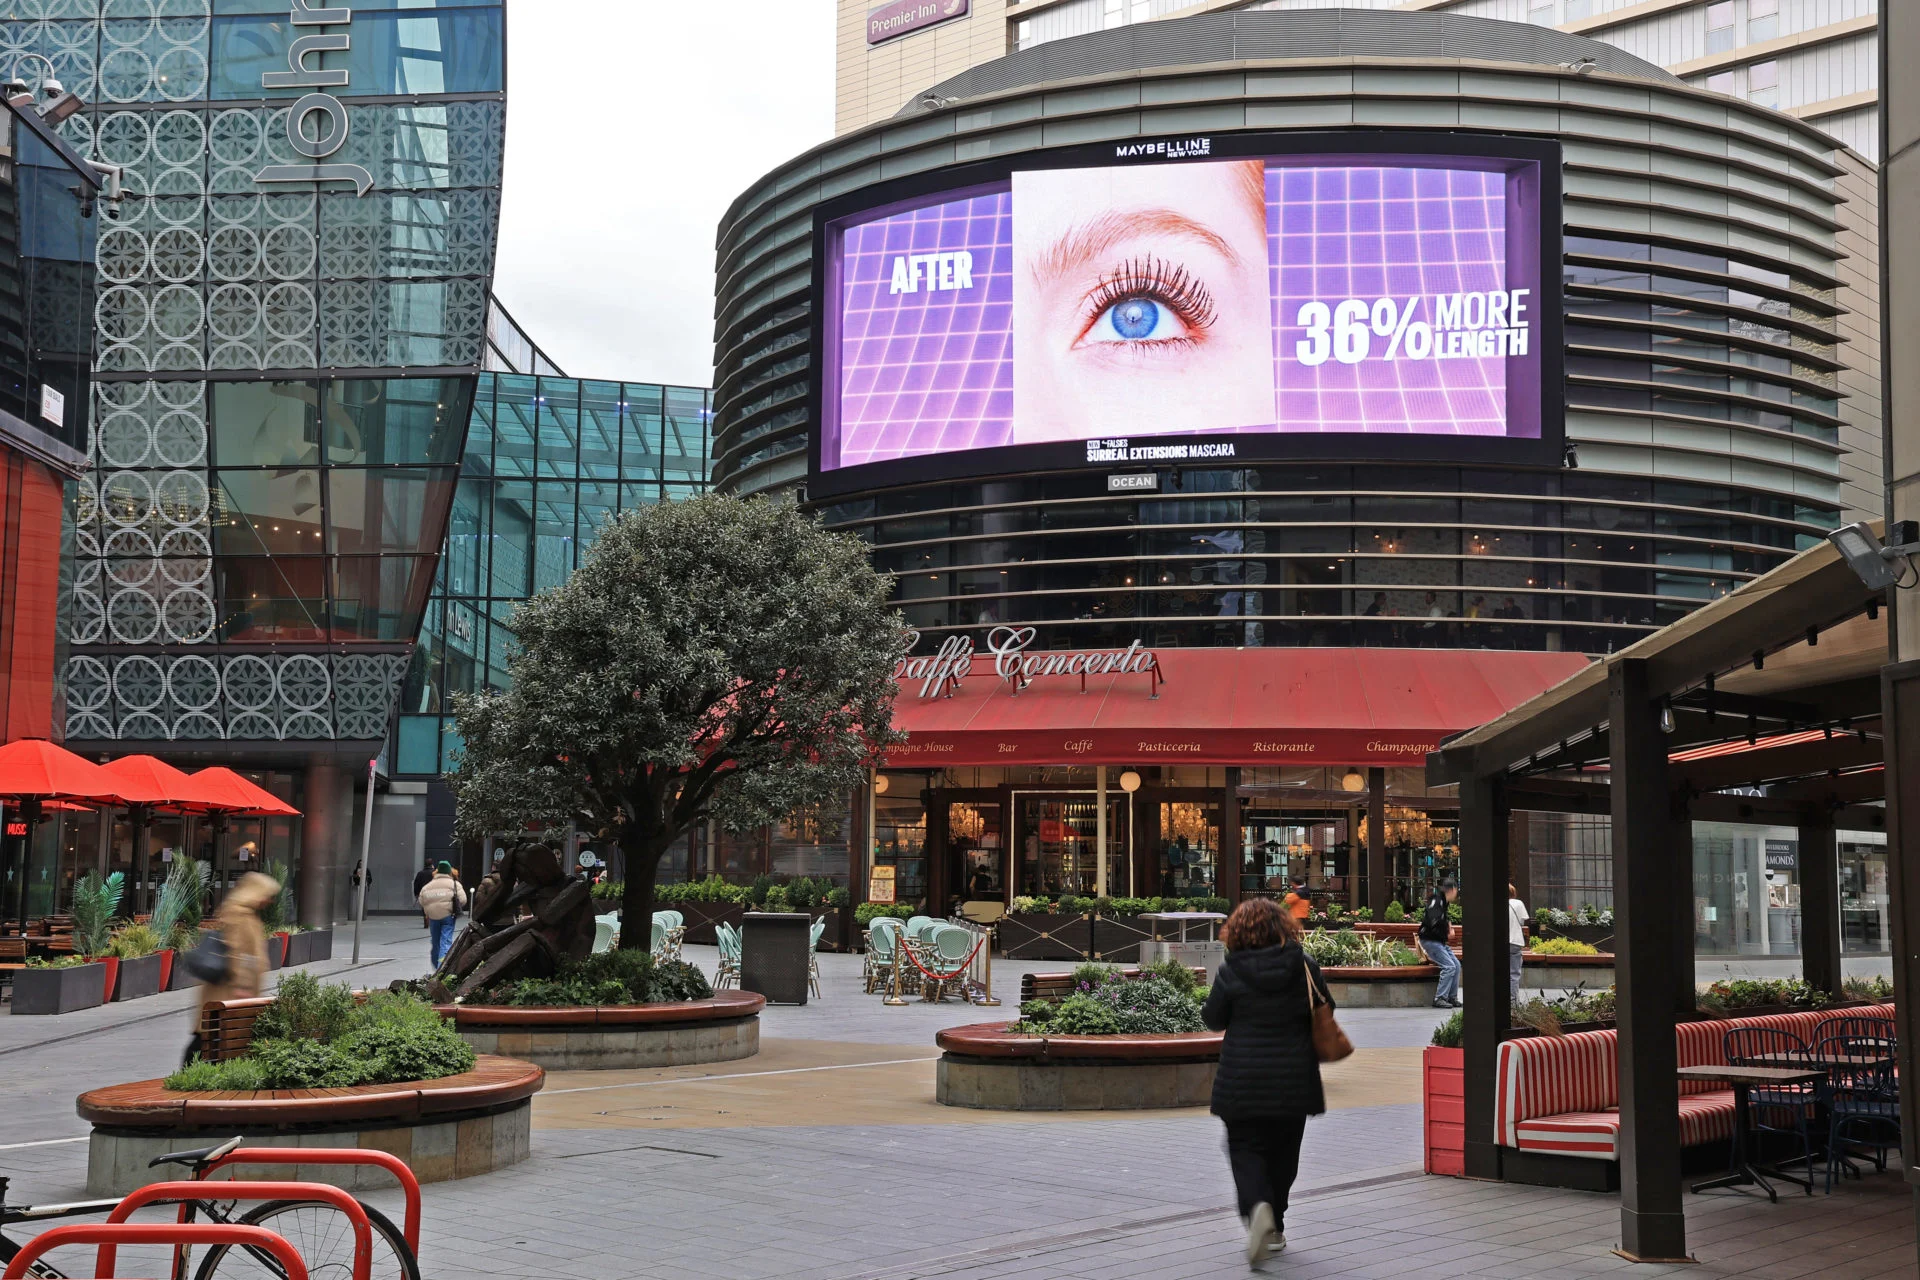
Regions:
[[1081, 255, 1219, 339]]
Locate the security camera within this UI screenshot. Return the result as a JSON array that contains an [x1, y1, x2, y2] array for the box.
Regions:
[[1828, 520, 1920, 592]]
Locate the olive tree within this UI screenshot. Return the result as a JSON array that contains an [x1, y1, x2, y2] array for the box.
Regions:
[[448, 494, 904, 946]]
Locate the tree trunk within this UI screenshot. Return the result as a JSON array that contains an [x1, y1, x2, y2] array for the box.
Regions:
[[618, 854, 661, 951]]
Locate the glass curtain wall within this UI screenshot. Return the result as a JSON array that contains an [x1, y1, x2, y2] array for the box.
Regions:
[[393, 372, 712, 776], [2, 1, 509, 749]]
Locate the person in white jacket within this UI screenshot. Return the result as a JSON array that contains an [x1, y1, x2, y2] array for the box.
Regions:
[[1508, 884, 1530, 1003], [417, 861, 468, 969]]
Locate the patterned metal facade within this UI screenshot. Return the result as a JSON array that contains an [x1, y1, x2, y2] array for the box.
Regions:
[[1, 0, 507, 752]]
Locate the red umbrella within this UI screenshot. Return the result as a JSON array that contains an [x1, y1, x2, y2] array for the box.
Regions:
[[0, 739, 138, 805], [98, 755, 230, 813], [0, 740, 135, 931], [189, 767, 301, 818]]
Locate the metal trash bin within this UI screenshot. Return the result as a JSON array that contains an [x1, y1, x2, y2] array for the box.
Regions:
[[741, 911, 812, 1004]]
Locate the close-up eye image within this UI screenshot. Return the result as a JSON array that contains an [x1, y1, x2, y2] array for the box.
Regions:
[[1010, 159, 1274, 444]]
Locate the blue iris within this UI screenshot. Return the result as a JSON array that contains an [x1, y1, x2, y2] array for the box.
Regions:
[[1108, 298, 1160, 340]]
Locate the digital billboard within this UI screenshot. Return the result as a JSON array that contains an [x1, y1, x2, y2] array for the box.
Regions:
[[810, 133, 1561, 496]]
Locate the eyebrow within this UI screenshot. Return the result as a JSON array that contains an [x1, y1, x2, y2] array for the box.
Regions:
[[1030, 207, 1243, 282]]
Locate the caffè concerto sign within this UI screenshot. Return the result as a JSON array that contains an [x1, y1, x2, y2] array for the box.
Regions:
[[896, 627, 1162, 699], [255, 0, 375, 196]]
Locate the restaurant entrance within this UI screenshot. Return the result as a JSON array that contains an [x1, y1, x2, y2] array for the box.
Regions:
[[1012, 794, 1127, 900]]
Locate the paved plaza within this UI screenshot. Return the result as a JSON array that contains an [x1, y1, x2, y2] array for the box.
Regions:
[[0, 918, 1912, 1279]]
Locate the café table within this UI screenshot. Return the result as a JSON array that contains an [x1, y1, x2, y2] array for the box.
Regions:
[[1679, 1063, 1825, 1201], [1751, 1050, 1893, 1070]]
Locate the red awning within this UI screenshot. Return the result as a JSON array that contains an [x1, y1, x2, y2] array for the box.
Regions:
[[884, 647, 1592, 768]]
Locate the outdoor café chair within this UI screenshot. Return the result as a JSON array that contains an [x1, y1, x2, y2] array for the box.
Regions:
[[713, 923, 741, 989], [1724, 1027, 1819, 1182], [863, 920, 899, 993], [921, 925, 975, 1002], [808, 918, 825, 998], [592, 915, 618, 955], [1813, 1035, 1901, 1192], [1813, 1015, 1897, 1058]]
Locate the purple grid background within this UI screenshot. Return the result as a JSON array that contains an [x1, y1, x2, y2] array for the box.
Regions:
[[832, 192, 1014, 468], [1271, 166, 1513, 435]]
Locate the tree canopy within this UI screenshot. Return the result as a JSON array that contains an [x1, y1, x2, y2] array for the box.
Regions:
[[448, 494, 904, 943]]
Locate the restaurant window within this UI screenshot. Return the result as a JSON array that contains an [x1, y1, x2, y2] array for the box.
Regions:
[[770, 800, 851, 886], [873, 784, 928, 906], [949, 801, 1005, 903], [1157, 801, 1220, 901], [1838, 831, 1889, 956]]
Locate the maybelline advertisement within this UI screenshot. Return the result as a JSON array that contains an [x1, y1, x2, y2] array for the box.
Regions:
[[815, 137, 1555, 484]]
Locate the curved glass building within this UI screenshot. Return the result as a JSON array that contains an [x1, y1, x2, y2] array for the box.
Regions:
[[718, 10, 1878, 657], [711, 8, 1882, 923]]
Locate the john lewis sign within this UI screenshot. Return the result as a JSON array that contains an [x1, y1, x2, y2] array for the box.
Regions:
[[254, 0, 374, 196]]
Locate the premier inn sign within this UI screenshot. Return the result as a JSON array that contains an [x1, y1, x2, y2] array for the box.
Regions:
[[867, 0, 969, 46], [255, 0, 375, 196]]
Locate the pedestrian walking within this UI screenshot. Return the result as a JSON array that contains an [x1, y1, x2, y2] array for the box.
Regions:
[[1280, 875, 1312, 922], [417, 860, 468, 970], [1202, 897, 1331, 1268], [1508, 882, 1530, 1003], [181, 871, 278, 1067], [1419, 878, 1461, 1009], [412, 863, 434, 930]]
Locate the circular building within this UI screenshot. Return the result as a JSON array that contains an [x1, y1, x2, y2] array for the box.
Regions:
[[711, 10, 1878, 918]]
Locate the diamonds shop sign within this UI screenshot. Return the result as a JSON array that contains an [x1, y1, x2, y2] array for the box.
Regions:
[[867, 0, 969, 45], [254, 0, 374, 196]]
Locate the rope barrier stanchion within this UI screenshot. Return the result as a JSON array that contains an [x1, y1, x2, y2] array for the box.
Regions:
[[899, 931, 988, 1002], [976, 921, 1001, 1006], [883, 935, 908, 1006]]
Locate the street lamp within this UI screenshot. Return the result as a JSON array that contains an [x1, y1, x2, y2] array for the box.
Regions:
[[1828, 520, 1919, 592]]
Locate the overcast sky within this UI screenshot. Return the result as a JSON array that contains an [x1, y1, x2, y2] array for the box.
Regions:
[[490, 1, 837, 388]]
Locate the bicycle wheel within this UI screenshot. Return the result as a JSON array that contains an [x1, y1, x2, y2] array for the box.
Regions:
[[193, 1197, 420, 1280]]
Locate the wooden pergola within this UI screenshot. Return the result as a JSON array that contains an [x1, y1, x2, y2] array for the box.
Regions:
[[1428, 533, 1915, 1262]]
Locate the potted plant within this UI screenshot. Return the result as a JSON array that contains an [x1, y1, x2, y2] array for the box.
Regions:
[[1423, 1010, 1465, 1176], [261, 861, 294, 969], [70, 871, 124, 1001], [148, 858, 204, 991], [107, 922, 164, 1000], [10, 954, 108, 1015]]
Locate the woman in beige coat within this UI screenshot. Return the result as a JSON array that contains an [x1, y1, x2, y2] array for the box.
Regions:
[[184, 871, 279, 1066]]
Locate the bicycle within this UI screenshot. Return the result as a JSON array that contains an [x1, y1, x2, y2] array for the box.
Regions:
[[0, 1136, 421, 1280]]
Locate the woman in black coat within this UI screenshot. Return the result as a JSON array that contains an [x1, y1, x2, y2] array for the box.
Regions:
[[1202, 896, 1331, 1268]]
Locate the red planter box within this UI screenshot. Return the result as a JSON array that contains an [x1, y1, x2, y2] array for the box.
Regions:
[[1423, 1045, 1465, 1177], [98, 955, 120, 1003]]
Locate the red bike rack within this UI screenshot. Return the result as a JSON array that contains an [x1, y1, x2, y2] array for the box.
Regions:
[[0, 1222, 309, 1280], [195, 1147, 422, 1255], [100, 1181, 371, 1280]]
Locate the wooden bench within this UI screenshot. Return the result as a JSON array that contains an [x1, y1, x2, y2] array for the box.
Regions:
[[196, 996, 276, 1063], [0, 937, 25, 992], [1495, 1002, 1896, 1189], [1018, 966, 1206, 1003]]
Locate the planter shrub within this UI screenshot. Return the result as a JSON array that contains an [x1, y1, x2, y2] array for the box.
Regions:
[[11, 961, 108, 1015], [111, 952, 164, 1001]]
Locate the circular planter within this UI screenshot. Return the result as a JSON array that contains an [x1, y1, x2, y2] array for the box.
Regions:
[[446, 991, 765, 1070], [76, 1054, 543, 1196], [934, 1021, 1222, 1111], [1319, 964, 1444, 1008]]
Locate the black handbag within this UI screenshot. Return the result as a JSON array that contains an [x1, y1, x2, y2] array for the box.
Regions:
[[180, 931, 230, 984]]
